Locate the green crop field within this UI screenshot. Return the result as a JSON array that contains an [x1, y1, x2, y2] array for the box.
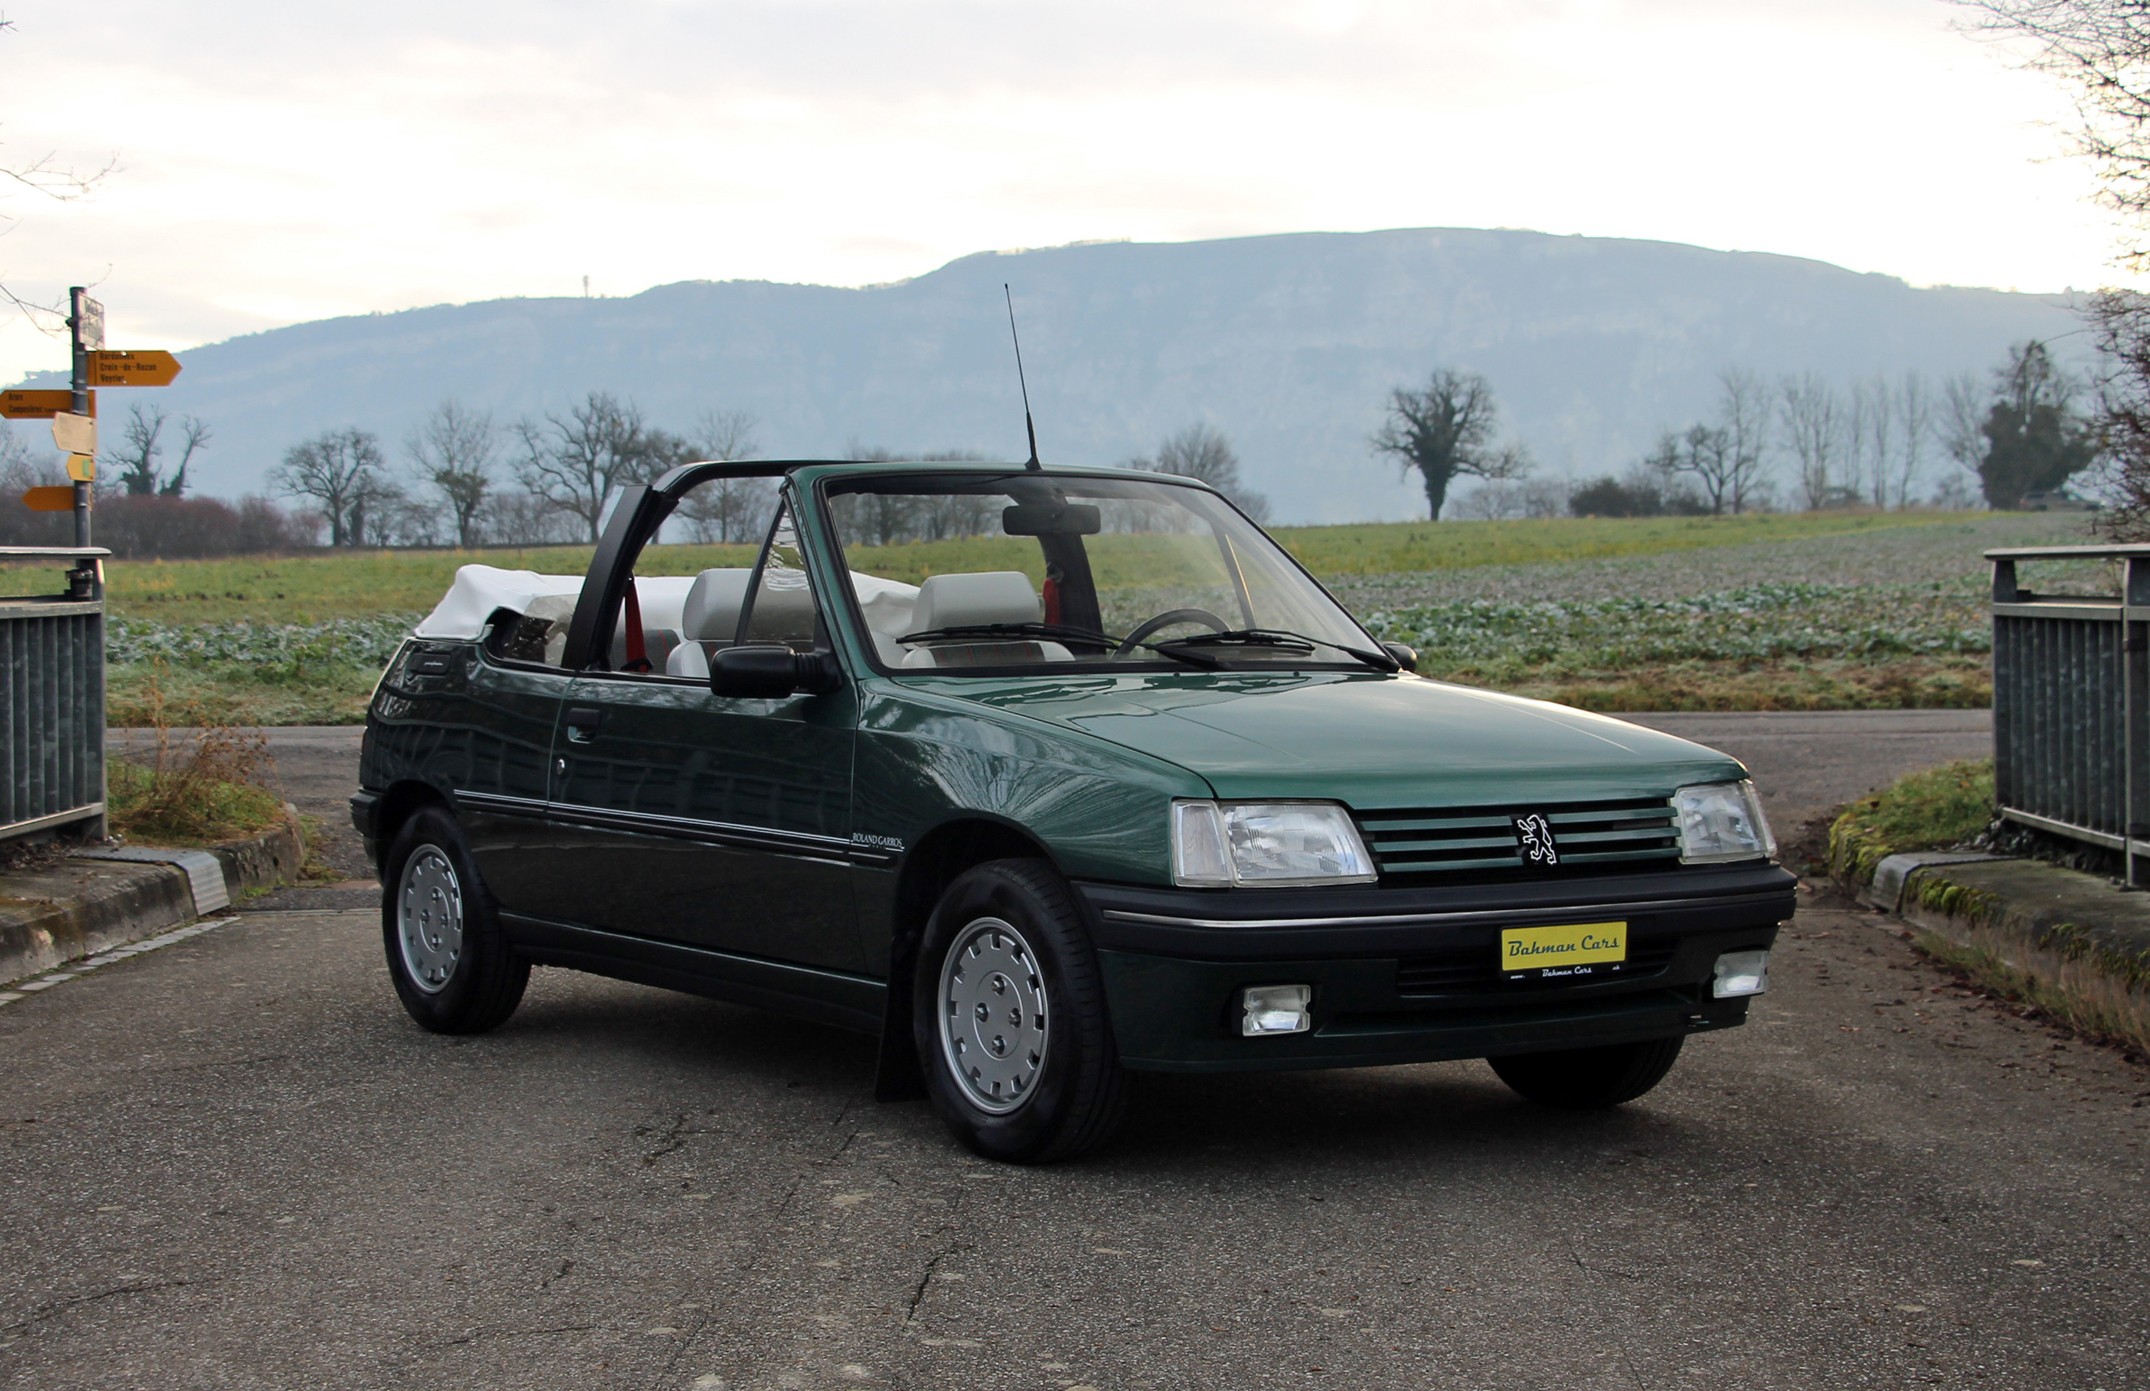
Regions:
[[4, 508, 2095, 724]]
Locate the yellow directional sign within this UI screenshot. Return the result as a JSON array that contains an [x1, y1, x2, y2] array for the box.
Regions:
[[65, 454, 96, 483], [21, 485, 76, 512], [0, 389, 90, 419], [51, 412, 96, 456], [86, 349, 182, 388]]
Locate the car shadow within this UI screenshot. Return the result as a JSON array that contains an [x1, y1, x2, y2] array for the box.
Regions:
[[494, 970, 882, 1084], [489, 975, 1713, 1172]]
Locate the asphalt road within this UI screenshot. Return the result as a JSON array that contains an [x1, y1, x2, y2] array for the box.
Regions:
[[18, 710, 2142, 1390]]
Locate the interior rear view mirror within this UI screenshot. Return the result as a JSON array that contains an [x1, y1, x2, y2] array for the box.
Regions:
[[1002, 503, 1102, 537]]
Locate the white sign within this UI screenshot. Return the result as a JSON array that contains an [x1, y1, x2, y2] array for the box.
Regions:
[[50, 412, 96, 456]]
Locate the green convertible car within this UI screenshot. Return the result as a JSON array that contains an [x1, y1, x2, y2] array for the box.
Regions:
[[354, 458, 1795, 1162]]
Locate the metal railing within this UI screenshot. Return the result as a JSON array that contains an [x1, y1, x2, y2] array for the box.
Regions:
[[1, 547, 109, 843], [1988, 544, 2150, 887]]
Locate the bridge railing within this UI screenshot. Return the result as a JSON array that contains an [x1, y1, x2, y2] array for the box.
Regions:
[[1987, 543, 2150, 887], [1, 547, 109, 844]]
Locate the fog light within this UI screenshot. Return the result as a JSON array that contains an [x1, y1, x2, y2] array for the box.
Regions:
[[1713, 950, 1770, 998], [1242, 984, 1312, 1036]]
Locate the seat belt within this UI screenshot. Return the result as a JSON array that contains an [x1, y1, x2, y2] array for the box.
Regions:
[[621, 577, 651, 672]]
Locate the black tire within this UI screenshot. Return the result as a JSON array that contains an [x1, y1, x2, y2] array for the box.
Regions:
[[913, 859, 1127, 1163], [382, 806, 529, 1034], [1488, 1036, 1685, 1110]]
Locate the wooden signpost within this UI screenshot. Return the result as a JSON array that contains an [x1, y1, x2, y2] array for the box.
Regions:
[[6, 290, 184, 543], [0, 389, 88, 419], [86, 350, 182, 388]]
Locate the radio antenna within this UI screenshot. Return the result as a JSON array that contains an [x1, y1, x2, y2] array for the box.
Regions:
[[1004, 283, 1042, 471]]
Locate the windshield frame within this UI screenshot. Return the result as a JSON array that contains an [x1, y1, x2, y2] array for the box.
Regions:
[[809, 466, 1388, 679]]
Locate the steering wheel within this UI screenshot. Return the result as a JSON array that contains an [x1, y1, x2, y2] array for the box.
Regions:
[[1114, 607, 1231, 657]]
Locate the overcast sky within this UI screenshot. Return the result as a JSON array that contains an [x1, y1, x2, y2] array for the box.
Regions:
[[0, 0, 2120, 384]]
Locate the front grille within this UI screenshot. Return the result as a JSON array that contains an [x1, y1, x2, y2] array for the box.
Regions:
[[1355, 797, 1681, 879], [1397, 938, 1681, 996]]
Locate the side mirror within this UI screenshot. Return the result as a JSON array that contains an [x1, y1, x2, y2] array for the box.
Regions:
[[710, 645, 843, 698], [1381, 641, 1419, 673]]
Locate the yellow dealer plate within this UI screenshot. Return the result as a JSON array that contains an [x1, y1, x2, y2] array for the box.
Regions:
[[1499, 921, 1628, 978]]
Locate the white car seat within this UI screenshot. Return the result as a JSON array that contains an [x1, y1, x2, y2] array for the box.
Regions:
[[665, 568, 754, 678], [900, 571, 1071, 668]]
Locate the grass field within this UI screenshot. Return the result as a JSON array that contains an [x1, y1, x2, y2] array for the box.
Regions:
[[7, 507, 2095, 724]]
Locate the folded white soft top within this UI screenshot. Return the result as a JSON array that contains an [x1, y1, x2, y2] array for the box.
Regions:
[[412, 563, 920, 642]]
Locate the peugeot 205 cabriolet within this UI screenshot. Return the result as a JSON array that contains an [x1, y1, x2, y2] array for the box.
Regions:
[[353, 458, 1795, 1162]]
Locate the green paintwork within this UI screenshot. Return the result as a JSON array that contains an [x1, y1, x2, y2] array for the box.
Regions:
[[885, 668, 1746, 813], [852, 680, 1208, 886], [360, 459, 1794, 1082]]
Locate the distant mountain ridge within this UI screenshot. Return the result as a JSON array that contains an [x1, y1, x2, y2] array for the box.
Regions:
[[16, 228, 2084, 522]]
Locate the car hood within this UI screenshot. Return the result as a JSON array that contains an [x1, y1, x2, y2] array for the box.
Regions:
[[902, 670, 1747, 808]]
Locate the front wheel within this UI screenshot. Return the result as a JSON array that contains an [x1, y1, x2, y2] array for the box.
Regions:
[[914, 860, 1126, 1163], [382, 806, 530, 1034], [1487, 1036, 1684, 1110]]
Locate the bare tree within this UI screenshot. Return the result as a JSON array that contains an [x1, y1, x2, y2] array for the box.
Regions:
[[0, 425, 67, 545], [110, 404, 168, 497], [515, 391, 665, 542], [1893, 372, 1935, 509], [485, 489, 582, 547], [1940, 370, 1988, 501], [406, 400, 498, 548], [676, 409, 772, 544], [1132, 423, 1272, 523], [1648, 423, 1747, 514], [1370, 370, 1530, 520], [1715, 368, 1773, 514], [270, 427, 385, 546], [1966, 1, 2150, 533], [1851, 376, 1896, 508], [1779, 374, 1846, 510], [166, 416, 210, 498], [105, 404, 209, 497]]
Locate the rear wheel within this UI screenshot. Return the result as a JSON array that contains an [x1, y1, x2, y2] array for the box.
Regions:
[[914, 859, 1126, 1163], [1488, 1036, 1684, 1110], [382, 806, 529, 1034]]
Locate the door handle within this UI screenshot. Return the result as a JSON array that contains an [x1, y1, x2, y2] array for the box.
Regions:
[[564, 705, 603, 743]]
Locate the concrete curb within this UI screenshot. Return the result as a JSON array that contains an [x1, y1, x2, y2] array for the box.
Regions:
[[1840, 849, 2150, 1048], [0, 809, 305, 987]]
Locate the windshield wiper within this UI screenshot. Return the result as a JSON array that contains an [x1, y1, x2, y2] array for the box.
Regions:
[[899, 621, 1120, 649], [895, 622, 1244, 671], [1154, 627, 1399, 672]]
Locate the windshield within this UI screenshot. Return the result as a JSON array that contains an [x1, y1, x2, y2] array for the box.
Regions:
[[822, 472, 1385, 673]]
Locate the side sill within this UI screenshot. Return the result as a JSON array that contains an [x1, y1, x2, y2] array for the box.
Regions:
[[501, 914, 887, 1035]]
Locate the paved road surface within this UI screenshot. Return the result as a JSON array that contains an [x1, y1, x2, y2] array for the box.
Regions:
[[26, 710, 2139, 1390]]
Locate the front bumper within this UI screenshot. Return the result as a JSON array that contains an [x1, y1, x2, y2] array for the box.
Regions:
[[1075, 862, 1796, 1072]]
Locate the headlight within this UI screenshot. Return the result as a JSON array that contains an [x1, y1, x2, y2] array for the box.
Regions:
[[1672, 780, 1776, 863], [1172, 800, 1378, 887]]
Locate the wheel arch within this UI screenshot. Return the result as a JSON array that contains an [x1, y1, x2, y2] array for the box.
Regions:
[[871, 814, 1061, 1102], [371, 779, 455, 875]]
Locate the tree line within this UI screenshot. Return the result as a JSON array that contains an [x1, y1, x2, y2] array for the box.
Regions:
[[265, 394, 769, 549], [1376, 340, 2100, 521], [272, 404, 1275, 551], [0, 343, 2099, 558]]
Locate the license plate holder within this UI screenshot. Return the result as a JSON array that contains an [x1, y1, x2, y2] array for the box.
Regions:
[[1499, 920, 1628, 980]]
